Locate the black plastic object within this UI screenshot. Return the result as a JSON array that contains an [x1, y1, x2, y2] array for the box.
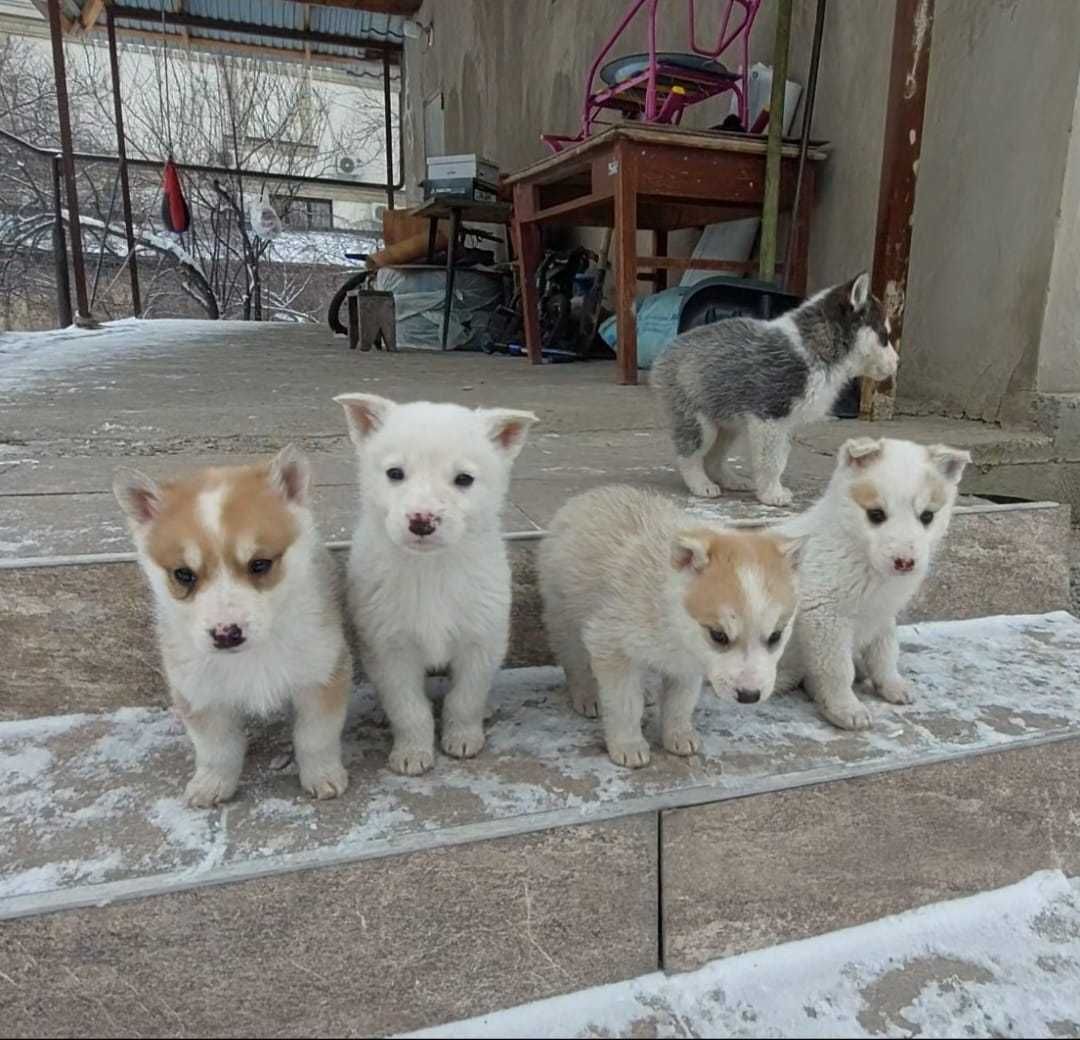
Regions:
[[676, 276, 860, 419]]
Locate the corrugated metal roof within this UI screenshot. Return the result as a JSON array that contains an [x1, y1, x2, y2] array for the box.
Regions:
[[60, 0, 405, 65]]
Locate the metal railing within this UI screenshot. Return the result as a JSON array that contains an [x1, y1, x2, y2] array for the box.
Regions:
[[0, 125, 392, 329]]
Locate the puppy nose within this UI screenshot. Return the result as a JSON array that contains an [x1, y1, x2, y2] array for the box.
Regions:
[[408, 514, 437, 537], [735, 688, 761, 704], [893, 557, 915, 573], [210, 623, 245, 649]]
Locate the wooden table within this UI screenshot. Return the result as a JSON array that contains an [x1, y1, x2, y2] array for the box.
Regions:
[[410, 196, 512, 350], [504, 125, 828, 384]]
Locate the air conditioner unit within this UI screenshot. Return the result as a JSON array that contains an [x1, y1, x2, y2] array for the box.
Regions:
[[336, 155, 364, 178]]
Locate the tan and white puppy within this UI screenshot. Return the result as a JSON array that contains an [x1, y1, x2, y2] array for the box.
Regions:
[[114, 446, 351, 807], [539, 485, 799, 768], [776, 437, 971, 730]]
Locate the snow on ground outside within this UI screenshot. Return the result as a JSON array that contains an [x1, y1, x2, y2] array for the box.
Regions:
[[404, 870, 1080, 1039]]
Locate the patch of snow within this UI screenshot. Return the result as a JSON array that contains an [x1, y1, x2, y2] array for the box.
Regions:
[[403, 870, 1080, 1039]]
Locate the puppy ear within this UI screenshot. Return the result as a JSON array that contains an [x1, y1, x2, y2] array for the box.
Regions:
[[928, 444, 971, 484], [840, 437, 884, 470], [334, 393, 394, 447], [770, 534, 803, 572], [269, 444, 311, 504], [672, 531, 712, 573], [483, 409, 538, 460], [849, 271, 871, 311], [113, 468, 162, 526]]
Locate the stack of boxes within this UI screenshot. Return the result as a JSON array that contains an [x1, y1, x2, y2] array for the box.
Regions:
[[423, 154, 500, 203]]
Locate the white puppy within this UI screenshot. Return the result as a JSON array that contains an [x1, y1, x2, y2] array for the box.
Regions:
[[776, 437, 971, 729], [335, 394, 537, 775], [114, 447, 351, 807], [539, 485, 800, 768]]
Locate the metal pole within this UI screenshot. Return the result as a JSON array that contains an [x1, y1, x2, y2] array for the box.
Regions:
[[783, 0, 827, 293], [46, 0, 91, 323], [50, 155, 73, 328], [860, 0, 935, 420], [758, 0, 793, 283], [107, 7, 142, 317], [382, 50, 395, 210]]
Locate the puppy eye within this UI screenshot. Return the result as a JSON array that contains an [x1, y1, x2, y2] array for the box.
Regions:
[[708, 627, 730, 648], [249, 558, 273, 575], [866, 508, 887, 525], [386, 467, 405, 482], [919, 510, 934, 526], [454, 472, 474, 488], [173, 567, 197, 586], [767, 630, 783, 648]]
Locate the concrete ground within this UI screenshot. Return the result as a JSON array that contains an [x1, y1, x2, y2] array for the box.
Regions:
[[0, 319, 1068, 558], [407, 870, 1080, 1039]]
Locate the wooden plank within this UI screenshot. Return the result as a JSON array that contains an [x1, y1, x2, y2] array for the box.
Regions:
[[504, 125, 827, 186], [78, 0, 106, 32]]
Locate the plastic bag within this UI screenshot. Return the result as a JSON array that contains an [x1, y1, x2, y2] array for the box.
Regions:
[[249, 194, 282, 240]]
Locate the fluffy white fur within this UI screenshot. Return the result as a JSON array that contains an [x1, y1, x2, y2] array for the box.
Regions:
[[336, 393, 537, 775], [776, 437, 971, 729], [539, 485, 799, 768], [114, 446, 351, 807]]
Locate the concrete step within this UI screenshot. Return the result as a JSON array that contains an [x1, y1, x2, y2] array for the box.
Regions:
[[1, 497, 1070, 721], [406, 871, 1080, 1038], [1, 614, 1079, 1036]]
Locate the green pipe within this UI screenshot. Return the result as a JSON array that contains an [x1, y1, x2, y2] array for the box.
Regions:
[[759, 0, 793, 283]]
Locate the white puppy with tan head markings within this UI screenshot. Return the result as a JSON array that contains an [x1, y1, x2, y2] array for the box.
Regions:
[[539, 486, 799, 768], [114, 446, 351, 807], [335, 394, 537, 776], [776, 437, 971, 730]]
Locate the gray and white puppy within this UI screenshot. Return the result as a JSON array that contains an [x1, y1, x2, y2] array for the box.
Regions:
[[651, 273, 899, 506]]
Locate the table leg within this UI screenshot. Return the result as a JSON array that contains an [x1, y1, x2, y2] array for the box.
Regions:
[[441, 208, 461, 351], [786, 164, 814, 297], [426, 217, 438, 264], [614, 164, 639, 386], [516, 221, 544, 365], [654, 229, 668, 292]]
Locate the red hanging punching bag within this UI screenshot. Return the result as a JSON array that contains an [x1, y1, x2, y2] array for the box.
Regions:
[[161, 157, 190, 234]]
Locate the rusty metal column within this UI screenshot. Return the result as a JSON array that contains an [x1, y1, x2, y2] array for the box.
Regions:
[[106, 6, 142, 317], [46, 0, 91, 323], [382, 50, 395, 210], [861, 0, 935, 420]]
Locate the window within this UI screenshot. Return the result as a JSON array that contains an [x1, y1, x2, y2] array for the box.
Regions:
[[273, 196, 334, 231]]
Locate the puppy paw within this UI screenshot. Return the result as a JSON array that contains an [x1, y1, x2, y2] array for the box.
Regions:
[[686, 478, 722, 499], [758, 485, 794, 507], [570, 686, 599, 718], [185, 770, 238, 809], [819, 697, 872, 731], [663, 728, 700, 756], [876, 677, 913, 705], [607, 738, 651, 768], [441, 723, 485, 760], [388, 743, 435, 776], [300, 761, 349, 800]]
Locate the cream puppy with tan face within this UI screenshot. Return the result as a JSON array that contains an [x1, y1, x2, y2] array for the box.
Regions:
[[539, 485, 799, 768], [114, 446, 351, 807], [776, 437, 971, 730]]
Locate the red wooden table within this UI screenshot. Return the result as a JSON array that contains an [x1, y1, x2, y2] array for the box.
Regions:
[[505, 124, 827, 384]]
